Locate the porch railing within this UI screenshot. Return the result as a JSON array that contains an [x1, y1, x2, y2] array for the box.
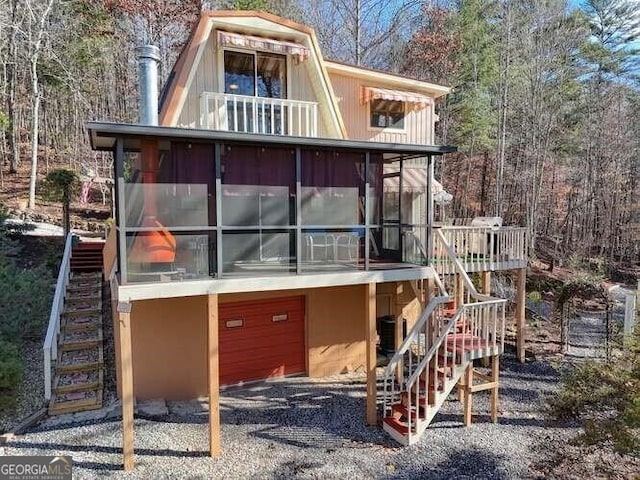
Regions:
[[200, 92, 318, 137], [43, 233, 73, 400], [382, 232, 507, 442], [434, 226, 527, 273]]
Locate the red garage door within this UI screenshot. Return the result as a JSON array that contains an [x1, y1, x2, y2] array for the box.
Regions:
[[219, 296, 305, 385]]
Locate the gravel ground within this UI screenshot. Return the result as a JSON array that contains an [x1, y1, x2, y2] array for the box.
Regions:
[[3, 352, 572, 479]]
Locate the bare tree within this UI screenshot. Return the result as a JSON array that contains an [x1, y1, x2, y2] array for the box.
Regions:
[[26, 0, 57, 210]]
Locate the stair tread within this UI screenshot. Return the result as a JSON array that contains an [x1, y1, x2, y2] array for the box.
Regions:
[[383, 416, 412, 435], [70, 271, 102, 280], [60, 329, 102, 349], [58, 346, 103, 371], [64, 299, 102, 315], [62, 314, 102, 333], [49, 389, 102, 415], [68, 279, 101, 288], [391, 402, 425, 421], [54, 369, 103, 393]]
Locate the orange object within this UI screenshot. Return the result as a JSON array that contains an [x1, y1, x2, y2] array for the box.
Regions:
[[130, 217, 177, 264], [218, 296, 305, 385]]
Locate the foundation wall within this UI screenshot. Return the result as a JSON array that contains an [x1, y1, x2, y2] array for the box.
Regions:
[[124, 285, 369, 400]]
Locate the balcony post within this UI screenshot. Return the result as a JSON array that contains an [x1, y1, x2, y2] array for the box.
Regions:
[[426, 155, 434, 264], [364, 152, 370, 271], [115, 137, 128, 284]]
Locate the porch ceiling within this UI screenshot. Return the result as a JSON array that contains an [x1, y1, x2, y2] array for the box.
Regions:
[[87, 121, 457, 158]]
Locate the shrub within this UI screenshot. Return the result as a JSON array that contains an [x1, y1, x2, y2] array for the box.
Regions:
[[0, 201, 55, 414], [548, 328, 640, 454], [0, 334, 22, 411]]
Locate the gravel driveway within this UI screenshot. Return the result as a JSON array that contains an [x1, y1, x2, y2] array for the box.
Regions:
[[3, 352, 568, 479]]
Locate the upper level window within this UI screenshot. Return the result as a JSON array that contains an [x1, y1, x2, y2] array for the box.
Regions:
[[370, 99, 405, 129], [224, 50, 287, 99]]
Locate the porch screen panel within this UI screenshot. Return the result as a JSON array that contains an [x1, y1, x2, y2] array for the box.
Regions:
[[221, 145, 295, 227], [300, 150, 365, 226], [220, 145, 296, 275], [122, 141, 215, 283], [300, 150, 366, 272]]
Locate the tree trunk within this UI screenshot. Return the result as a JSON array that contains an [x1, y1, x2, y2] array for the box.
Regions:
[[27, 0, 57, 210], [7, 0, 20, 173], [63, 189, 70, 237]]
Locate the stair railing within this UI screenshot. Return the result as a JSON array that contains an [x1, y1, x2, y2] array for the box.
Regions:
[[401, 296, 506, 442], [43, 233, 74, 400], [382, 274, 451, 423], [381, 229, 508, 442], [433, 228, 507, 356]]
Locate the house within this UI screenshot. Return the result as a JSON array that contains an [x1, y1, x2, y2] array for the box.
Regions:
[[51, 10, 528, 470]]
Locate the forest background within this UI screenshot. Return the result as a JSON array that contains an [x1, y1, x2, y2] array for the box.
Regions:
[[0, 0, 638, 276]]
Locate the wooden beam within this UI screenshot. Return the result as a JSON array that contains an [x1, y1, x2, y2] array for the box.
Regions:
[[516, 268, 527, 363], [394, 283, 404, 383], [463, 363, 473, 427], [480, 271, 491, 295], [117, 303, 134, 471], [425, 278, 434, 304], [491, 355, 499, 423], [455, 273, 464, 306], [208, 294, 221, 457], [365, 282, 377, 426]]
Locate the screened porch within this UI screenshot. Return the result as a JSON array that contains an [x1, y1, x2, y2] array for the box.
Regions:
[[88, 123, 455, 285]]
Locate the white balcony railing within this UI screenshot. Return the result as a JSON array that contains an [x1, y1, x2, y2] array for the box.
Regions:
[[200, 92, 318, 137], [434, 226, 527, 273]]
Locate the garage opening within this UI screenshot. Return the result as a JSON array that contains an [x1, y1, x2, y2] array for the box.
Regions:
[[219, 296, 305, 385]]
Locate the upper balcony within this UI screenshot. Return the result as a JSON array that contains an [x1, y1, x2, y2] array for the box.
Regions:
[[200, 92, 319, 137]]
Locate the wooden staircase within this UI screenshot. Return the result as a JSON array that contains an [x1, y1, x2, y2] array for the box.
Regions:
[[69, 241, 104, 272], [381, 233, 507, 446], [48, 242, 105, 415]]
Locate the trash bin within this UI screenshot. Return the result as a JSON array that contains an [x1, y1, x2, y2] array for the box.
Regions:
[[377, 315, 406, 355]]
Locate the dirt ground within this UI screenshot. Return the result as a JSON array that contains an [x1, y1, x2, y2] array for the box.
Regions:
[[1, 162, 110, 230]]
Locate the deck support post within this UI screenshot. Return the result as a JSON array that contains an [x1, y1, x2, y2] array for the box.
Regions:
[[491, 354, 499, 423], [516, 267, 526, 363], [457, 374, 465, 402], [455, 273, 464, 306], [117, 302, 134, 471], [480, 271, 491, 295], [365, 282, 377, 426], [463, 362, 473, 426], [208, 294, 221, 457], [394, 282, 404, 382]]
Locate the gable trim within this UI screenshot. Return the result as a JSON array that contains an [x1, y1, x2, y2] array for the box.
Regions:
[[160, 11, 347, 139]]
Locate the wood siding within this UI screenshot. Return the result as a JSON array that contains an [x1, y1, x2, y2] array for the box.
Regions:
[[176, 30, 334, 138], [328, 72, 435, 144]]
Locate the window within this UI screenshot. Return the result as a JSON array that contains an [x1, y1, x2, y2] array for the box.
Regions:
[[224, 50, 286, 98], [223, 50, 288, 134], [370, 99, 405, 129]]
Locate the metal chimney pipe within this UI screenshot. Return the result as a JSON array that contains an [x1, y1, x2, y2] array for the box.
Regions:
[[137, 45, 160, 126]]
